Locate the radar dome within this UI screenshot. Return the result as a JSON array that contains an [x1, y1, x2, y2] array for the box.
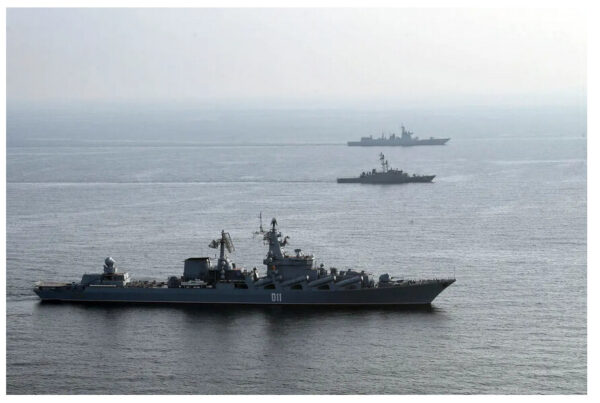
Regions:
[[104, 257, 117, 274]]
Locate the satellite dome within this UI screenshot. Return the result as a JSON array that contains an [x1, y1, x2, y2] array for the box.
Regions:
[[104, 257, 117, 274]]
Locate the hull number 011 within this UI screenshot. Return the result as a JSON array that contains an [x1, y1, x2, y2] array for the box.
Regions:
[[271, 293, 282, 302]]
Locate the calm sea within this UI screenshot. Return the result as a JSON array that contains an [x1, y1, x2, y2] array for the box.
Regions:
[[6, 105, 587, 394]]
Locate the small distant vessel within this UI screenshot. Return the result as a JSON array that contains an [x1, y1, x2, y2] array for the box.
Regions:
[[347, 125, 450, 147], [337, 153, 435, 184]]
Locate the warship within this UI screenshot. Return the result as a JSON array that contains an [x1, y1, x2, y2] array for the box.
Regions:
[[347, 125, 450, 147], [34, 218, 454, 306], [337, 153, 435, 184]]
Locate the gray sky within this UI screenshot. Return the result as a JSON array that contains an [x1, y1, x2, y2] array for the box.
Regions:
[[7, 8, 586, 107]]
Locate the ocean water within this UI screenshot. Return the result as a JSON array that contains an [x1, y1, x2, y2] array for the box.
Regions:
[[6, 106, 587, 394]]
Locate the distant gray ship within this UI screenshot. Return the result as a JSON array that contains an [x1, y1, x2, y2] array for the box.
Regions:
[[338, 153, 435, 184], [34, 218, 454, 306], [348, 125, 450, 147]]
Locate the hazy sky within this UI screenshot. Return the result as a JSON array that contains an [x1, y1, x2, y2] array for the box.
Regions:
[[7, 8, 586, 107]]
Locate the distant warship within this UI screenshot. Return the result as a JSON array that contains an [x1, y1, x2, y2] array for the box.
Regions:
[[337, 153, 435, 184], [34, 218, 454, 306], [347, 125, 450, 147]]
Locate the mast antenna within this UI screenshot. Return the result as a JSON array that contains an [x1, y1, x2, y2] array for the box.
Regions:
[[379, 153, 387, 172], [209, 231, 235, 253], [253, 212, 265, 237]]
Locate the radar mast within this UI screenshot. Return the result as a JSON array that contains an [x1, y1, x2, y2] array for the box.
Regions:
[[379, 153, 390, 173], [253, 212, 265, 237], [209, 230, 235, 271]]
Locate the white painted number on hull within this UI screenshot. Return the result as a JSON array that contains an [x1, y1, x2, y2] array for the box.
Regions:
[[271, 293, 282, 303]]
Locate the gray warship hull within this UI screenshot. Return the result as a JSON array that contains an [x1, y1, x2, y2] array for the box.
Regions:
[[347, 138, 449, 147], [337, 175, 435, 184], [34, 218, 455, 307], [34, 279, 455, 305], [337, 153, 435, 184]]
